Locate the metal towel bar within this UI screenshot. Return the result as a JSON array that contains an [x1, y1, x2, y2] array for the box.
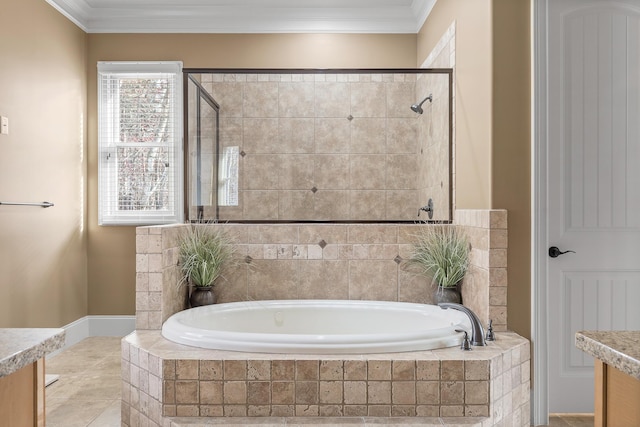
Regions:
[[0, 201, 54, 208]]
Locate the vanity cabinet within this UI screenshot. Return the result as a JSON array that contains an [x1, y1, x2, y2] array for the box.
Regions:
[[595, 359, 640, 426], [0, 329, 65, 427], [576, 331, 640, 427], [0, 359, 45, 427]]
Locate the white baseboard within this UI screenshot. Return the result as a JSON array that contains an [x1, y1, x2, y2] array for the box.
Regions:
[[47, 315, 136, 358]]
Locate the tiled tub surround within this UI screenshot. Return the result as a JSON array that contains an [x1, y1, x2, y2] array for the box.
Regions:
[[135, 210, 508, 333], [195, 72, 451, 222], [129, 210, 520, 424], [121, 330, 530, 426]]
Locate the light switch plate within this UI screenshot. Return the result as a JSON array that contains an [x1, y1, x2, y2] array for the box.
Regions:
[[0, 116, 8, 135]]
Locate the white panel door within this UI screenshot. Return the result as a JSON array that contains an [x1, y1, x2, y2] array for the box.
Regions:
[[547, 0, 640, 413]]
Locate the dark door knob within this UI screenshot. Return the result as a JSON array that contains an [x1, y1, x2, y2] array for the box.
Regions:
[[549, 246, 576, 258]]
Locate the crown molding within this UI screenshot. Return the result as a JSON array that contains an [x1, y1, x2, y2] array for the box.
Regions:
[[45, 0, 436, 34]]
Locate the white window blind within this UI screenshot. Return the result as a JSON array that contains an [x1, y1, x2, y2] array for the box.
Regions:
[[98, 61, 183, 225]]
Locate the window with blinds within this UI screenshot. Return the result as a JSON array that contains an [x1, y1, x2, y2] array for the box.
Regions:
[[98, 62, 183, 225]]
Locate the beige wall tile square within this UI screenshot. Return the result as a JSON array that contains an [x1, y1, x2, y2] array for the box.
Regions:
[[295, 381, 319, 404], [247, 360, 271, 380], [248, 259, 298, 300], [319, 361, 343, 381], [315, 82, 350, 118], [351, 82, 386, 118], [440, 381, 464, 405], [441, 360, 464, 381], [344, 361, 367, 380], [416, 381, 440, 404], [175, 360, 198, 380], [319, 381, 343, 404], [272, 360, 295, 380], [465, 380, 489, 405], [296, 360, 319, 380], [392, 381, 416, 404], [368, 381, 391, 404], [272, 381, 295, 404], [386, 82, 415, 119], [344, 381, 367, 404], [416, 360, 440, 381], [315, 119, 350, 154], [244, 82, 278, 118], [199, 381, 222, 405], [392, 360, 416, 381], [368, 360, 392, 380], [351, 118, 386, 154], [349, 260, 398, 301], [175, 380, 199, 405], [298, 260, 349, 300], [465, 360, 490, 381], [223, 381, 247, 404], [279, 82, 315, 118], [223, 360, 247, 380], [247, 381, 271, 405]]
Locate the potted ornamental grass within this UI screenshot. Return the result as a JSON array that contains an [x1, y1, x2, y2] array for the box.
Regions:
[[178, 225, 236, 307], [407, 225, 470, 304]]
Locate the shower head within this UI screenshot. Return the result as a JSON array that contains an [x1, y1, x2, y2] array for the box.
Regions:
[[410, 94, 433, 114]]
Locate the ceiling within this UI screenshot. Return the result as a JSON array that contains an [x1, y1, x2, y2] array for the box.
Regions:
[[45, 0, 436, 34]]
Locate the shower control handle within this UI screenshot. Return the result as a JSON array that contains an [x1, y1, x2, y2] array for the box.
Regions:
[[418, 198, 434, 219], [548, 246, 576, 258]]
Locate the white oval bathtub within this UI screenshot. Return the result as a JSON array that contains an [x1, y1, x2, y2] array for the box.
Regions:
[[161, 300, 470, 354]]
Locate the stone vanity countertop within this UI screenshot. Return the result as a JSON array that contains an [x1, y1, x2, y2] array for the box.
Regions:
[[576, 330, 640, 380], [0, 328, 65, 378]]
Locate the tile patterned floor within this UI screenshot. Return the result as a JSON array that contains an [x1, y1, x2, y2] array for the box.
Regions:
[[45, 337, 594, 427], [46, 337, 122, 426]]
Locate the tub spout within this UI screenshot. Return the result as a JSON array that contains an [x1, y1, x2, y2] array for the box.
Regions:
[[438, 303, 486, 346]]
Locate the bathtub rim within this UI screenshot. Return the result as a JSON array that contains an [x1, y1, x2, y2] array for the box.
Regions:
[[161, 299, 470, 354]]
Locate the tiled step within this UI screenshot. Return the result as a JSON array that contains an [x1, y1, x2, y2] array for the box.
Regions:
[[168, 416, 486, 427]]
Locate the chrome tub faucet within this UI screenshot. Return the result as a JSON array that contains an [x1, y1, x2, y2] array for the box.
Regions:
[[438, 302, 487, 346]]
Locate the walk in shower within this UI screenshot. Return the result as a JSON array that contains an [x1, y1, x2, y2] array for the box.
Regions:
[[184, 69, 453, 222]]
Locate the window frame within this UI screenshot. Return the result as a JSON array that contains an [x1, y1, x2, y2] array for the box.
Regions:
[[97, 61, 184, 226]]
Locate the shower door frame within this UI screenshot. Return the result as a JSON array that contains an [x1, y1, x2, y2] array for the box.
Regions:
[[182, 68, 454, 224], [183, 74, 221, 222]]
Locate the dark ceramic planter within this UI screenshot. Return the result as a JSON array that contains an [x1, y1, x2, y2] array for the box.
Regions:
[[189, 286, 216, 307], [433, 284, 462, 305]]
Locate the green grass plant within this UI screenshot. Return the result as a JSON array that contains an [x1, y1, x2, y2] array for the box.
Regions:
[[407, 225, 469, 288], [178, 225, 236, 288]]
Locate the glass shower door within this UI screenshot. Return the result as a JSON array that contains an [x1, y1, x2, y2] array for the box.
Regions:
[[186, 75, 219, 221]]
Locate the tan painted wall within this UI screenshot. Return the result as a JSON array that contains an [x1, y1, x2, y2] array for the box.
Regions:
[[491, 0, 531, 340], [86, 34, 418, 315], [0, 0, 88, 326], [418, 1, 531, 339]]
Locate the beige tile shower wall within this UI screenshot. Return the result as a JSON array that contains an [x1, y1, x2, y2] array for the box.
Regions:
[[135, 211, 506, 332], [455, 210, 508, 333], [416, 72, 450, 220], [420, 22, 456, 220], [201, 73, 426, 222]]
